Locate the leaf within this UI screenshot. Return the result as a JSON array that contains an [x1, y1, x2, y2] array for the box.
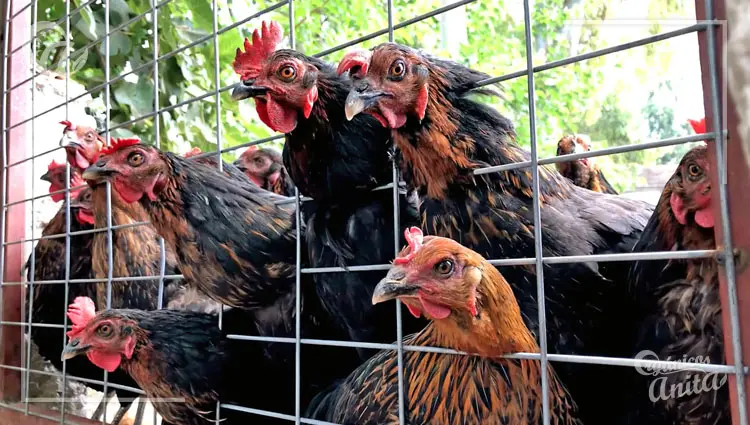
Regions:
[[71, 5, 97, 40], [113, 78, 154, 117], [186, 0, 214, 32], [108, 0, 132, 26]]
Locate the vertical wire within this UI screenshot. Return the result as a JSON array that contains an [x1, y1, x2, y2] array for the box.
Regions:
[[287, 3, 301, 424], [703, 3, 748, 425], [60, 0, 72, 419], [151, 0, 167, 315], [385, 3, 405, 425], [212, 0, 223, 174], [211, 1, 223, 424], [522, 0, 550, 423], [0, 0, 10, 412], [103, 0, 113, 420], [23, 0, 38, 414]]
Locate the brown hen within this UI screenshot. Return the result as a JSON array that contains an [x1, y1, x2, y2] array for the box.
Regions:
[[555, 134, 618, 194], [308, 227, 580, 425]]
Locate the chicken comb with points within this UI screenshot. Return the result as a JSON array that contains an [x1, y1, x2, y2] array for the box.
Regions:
[[48, 159, 65, 171], [99, 137, 141, 157], [394, 227, 424, 265], [336, 49, 372, 77], [66, 296, 96, 338], [183, 147, 202, 158], [60, 120, 74, 132], [232, 21, 284, 81], [688, 117, 706, 134]]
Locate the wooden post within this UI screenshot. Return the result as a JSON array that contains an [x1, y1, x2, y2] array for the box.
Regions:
[[0, 0, 31, 403], [695, 0, 750, 424]]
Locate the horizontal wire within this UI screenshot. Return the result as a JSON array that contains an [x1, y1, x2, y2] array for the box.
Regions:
[[0, 364, 145, 394], [476, 132, 721, 175], [1, 274, 184, 286], [3, 221, 152, 246], [312, 0, 476, 58], [5, 250, 715, 285], [474, 22, 715, 87], [218, 335, 748, 374]]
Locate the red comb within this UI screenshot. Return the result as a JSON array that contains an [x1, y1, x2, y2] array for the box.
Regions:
[[393, 227, 424, 265], [48, 159, 65, 171], [65, 296, 96, 338], [183, 147, 202, 158], [232, 21, 284, 81], [60, 120, 74, 132], [688, 118, 706, 134], [99, 137, 141, 156], [337, 49, 372, 77]]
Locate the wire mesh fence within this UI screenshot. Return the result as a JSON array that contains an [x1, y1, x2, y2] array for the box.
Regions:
[[0, 0, 746, 424]]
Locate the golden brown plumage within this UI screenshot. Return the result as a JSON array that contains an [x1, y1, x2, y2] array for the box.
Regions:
[[555, 134, 618, 194], [308, 228, 580, 425]]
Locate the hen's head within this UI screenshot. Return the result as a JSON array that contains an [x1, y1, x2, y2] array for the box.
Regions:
[[337, 43, 430, 129], [61, 297, 140, 372], [373, 227, 501, 323], [233, 146, 283, 187], [70, 187, 95, 226], [555, 134, 593, 175], [81, 139, 169, 204], [60, 120, 105, 170], [41, 159, 84, 202], [231, 21, 320, 133], [668, 144, 713, 229]]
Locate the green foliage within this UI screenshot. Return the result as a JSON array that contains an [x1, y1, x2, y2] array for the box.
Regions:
[[33, 0, 698, 190]]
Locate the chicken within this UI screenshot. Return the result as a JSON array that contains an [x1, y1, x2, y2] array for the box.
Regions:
[[62, 123, 220, 424], [230, 21, 424, 355], [308, 227, 581, 425], [180, 146, 252, 182], [623, 144, 727, 425], [25, 182, 143, 425], [80, 138, 296, 310], [555, 134, 618, 194], [62, 125, 216, 314], [233, 145, 296, 196], [80, 139, 373, 408], [231, 21, 395, 200], [60, 297, 292, 425], [40, 159, 85, 202], [337, 43, 654, 424]]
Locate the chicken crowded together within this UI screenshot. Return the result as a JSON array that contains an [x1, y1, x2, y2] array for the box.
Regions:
[[22, 19, 726, 425]]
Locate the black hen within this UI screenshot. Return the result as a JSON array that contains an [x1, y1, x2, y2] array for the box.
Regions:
[[338, 43, 654, 425], [623, 145, 727, 425], [61, 298, 294, 425], [230, 21, 424, 357]]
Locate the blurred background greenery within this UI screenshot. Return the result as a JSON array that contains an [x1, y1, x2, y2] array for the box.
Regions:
[[33, 0, 705, 193]]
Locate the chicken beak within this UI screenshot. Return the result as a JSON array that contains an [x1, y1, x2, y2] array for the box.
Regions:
[[61, 338, 91, 361], [372, 268, 420, 305], [231, 81, 269, 101], [232, 159, 247, 173], [81, 162, 114, 183], [344, 90, 384, 121], [40, 170, 53, 183]]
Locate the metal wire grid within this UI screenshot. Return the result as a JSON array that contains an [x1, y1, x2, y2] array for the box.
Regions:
[[0, 0, 742, 424]]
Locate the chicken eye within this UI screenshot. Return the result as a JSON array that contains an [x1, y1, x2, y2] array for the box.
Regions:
[[434, 259, 454, 275], [389, 60, 406, 80], [96, 324, 113, 338], [688, 163, 702, 177], [128, 152, 144, 167], [278, 65, 296, 82]]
